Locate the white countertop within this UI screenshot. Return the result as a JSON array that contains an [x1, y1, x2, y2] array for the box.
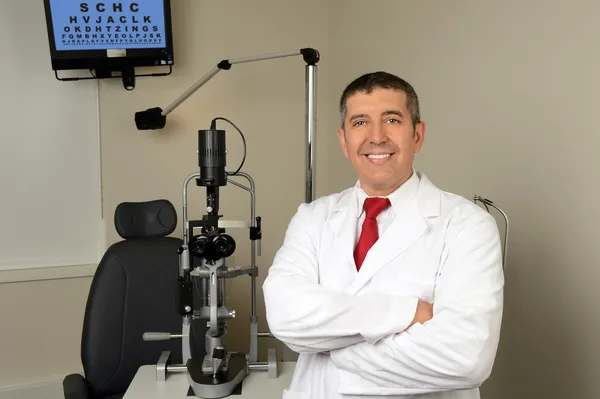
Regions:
[[123, 361, 296, 399]]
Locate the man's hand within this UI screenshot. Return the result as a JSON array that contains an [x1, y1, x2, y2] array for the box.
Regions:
[[407, 300, 433, 329]]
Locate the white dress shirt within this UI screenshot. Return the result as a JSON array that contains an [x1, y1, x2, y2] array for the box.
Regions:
[[355, 170, 420, 247]]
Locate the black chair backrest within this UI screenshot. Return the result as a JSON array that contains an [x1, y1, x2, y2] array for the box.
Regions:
[[81, 199, 184, 398]]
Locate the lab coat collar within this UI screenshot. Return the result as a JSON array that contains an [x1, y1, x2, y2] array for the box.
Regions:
[[354, 169, 420, 218], [331, 170, 441, 219], [329, 170, 442, 295]]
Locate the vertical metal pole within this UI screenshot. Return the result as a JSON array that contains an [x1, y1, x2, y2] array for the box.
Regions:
[[306, 65, 317, 203]]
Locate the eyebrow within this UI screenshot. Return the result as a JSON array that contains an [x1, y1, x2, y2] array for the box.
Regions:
[[348, 109, 404, 123], [382, 109, 404, 119], [348, 113, 369, 123]]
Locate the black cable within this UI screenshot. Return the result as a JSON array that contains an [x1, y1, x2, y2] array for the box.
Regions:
[[210, 117, 247, 176]]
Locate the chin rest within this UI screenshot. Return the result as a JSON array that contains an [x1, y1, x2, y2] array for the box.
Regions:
[[63, 199, 186, 399]]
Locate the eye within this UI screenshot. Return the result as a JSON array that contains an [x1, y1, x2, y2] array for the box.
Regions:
[[353, 120, 366, 127], [386, 118, 400, 124]]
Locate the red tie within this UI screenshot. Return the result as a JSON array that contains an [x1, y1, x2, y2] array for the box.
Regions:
[[354, 197, 391, 271]]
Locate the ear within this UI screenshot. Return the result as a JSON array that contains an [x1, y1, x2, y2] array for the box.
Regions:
[[413, 121, 426, 153], [337, 127, 349, 158]]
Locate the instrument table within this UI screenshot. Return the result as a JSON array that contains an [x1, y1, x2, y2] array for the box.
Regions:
[[123, 362, 296, 398]]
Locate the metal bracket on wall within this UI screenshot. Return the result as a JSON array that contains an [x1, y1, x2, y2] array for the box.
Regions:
[[473, 195, 509, 269]]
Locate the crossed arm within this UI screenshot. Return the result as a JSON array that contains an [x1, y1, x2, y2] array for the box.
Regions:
[[262, 203, 504, 391]]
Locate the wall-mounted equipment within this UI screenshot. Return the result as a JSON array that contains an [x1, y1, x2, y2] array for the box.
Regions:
[[42, 0, 174, 90]]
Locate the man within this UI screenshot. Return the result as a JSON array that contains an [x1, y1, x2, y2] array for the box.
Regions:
[[263, 71, 504, 399]]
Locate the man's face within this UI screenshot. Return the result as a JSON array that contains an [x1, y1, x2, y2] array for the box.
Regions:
[[337, 88, 426, 196]]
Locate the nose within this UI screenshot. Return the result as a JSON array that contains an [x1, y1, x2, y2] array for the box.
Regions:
[[368, 121, 386, 144]]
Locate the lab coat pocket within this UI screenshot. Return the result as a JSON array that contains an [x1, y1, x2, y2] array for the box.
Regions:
[[282, 389, 311, 399]]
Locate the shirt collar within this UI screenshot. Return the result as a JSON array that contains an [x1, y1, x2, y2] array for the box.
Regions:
[[355, 169, 420, 218]]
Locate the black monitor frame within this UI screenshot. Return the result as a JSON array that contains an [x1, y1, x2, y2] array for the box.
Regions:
[[42, 0, 174, 88]]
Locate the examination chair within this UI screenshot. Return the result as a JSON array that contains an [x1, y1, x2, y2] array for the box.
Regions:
[[63, 199, 205, 399]]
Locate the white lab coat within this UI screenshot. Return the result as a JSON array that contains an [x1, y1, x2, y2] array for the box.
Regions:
[[263, 171, 504, 399]]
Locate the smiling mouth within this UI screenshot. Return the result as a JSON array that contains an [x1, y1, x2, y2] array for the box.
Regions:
[[365, 153, 393, 159]]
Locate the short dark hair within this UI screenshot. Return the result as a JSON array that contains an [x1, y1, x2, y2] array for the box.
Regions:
[[339, 71, 421, 128]]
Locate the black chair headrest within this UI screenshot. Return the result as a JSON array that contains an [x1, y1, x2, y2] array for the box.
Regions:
[[114, 199, 177, 239]]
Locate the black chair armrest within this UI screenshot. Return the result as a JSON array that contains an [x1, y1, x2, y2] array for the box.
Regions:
[[63, 373, 91, 399]]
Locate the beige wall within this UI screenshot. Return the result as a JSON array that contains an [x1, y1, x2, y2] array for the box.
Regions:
[[0, 278, 92, 385], [2, 0, 600, 398], [329, 1, 600, 398]]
